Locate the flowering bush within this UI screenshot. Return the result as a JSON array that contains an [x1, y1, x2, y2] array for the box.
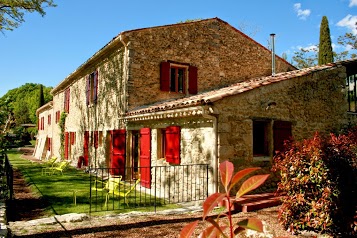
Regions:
[[273, 130, 357, 235]]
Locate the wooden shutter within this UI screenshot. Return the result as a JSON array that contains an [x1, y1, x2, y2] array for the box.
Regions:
[[273, 121, 292, 154], [93, 70, 98, 103], [110, 130, 126, 176], [64, 132, 69, 159], [160, 62, 170, 91], [86, 76, 90, 106], [83, 131, 89, 166], [188, 65, 198, 94], [140, 128, 151, 188], [165, 126, 181, 164], [47, 138, 51, 151], [94, 131, 98, 149]]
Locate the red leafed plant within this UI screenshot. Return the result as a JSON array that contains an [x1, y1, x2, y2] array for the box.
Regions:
[[180, 161, 270, 238]]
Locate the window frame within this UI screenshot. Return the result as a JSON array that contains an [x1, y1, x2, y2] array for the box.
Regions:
[[347, 73, 357, 113], [86, 70, 99, 106], [160, 61, 197, 94]]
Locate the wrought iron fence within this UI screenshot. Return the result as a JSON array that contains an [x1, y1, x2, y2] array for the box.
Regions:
[[0, 153, 13, 200], [89, 164, 210, 213]]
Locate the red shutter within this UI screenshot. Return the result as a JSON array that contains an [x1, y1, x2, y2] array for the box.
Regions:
[[165, 126, 181, 164], [188, 65, 198, 94], [160, 62, 170, 91], [83, 131, 89, 166], [64, 132, 69, 159], [110, 130, 126, 176], [48, 138, 51, 151], [140, 128, 151, 188], [93, 70, 98, 103], [86, 76, 90, 106], [273, 121, 292, 154], [94, 131, 98, 149]]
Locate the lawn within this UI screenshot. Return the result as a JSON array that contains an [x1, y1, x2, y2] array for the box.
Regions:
[[6, 150, 178, 217]]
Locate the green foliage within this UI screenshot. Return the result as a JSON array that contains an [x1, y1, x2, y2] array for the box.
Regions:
[[0, 83, 53, 128], [292, 47, 318, 69], [318, 16, 334, 65], [0, 0, 56, 32], [273, 130, 357, 235], [180, 161, 269, 237], [59, 112, 67, 159]]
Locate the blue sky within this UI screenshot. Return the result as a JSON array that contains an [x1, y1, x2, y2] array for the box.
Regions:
[[0, 0, 356, 97]]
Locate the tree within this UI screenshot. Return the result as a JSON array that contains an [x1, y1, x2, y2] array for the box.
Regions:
[[38, 84, 45, 108], [0, 0, 56, 32], [292, 47, 318, 69], [318, 16, 334, 65]]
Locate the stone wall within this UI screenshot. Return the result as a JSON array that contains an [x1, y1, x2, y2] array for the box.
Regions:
[[124, 18, 295, 110], [214, 66, 352, 168]]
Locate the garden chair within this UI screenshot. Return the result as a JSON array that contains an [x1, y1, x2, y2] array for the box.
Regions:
[[91, 176, 122, 192], [43, 160, 70, 175], [41, 156, 58, 175], [105, 178, 141, 207]]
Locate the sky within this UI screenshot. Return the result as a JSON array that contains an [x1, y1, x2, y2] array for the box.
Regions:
[[0, 0, 357, 97]]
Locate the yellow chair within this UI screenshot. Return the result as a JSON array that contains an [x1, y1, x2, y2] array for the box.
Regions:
[[105, 178, 141, 207], [92, 176, 122, 192], [43, 161, 69, 175]]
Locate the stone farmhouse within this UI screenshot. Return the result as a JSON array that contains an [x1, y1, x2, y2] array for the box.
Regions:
[[34, 17, 357, 197]]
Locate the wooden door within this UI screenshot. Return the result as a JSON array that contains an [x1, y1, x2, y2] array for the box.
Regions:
[[273, 121, 292, 154], [110, 130, 126, 177], [140, 128, 151, 188]]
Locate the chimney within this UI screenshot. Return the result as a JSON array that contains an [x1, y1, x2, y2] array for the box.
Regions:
[[270, 33, 276, 76]]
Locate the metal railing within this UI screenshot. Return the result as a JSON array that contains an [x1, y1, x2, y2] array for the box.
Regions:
[[89, 164, 210, 213], [0, 153, 13, 201]]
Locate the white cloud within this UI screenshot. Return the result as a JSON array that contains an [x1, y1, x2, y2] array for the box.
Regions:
[[297, 44, 318, 52], [337, 14, 357, 34], [349, 0, 357, 7], [294, 3, 311, 20]]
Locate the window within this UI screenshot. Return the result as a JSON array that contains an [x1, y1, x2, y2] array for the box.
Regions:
[[70, 132, 76, 145], [347, 73, 357, 112], [86, 70, 98, 106], [157, 129, 166, 159], [64, 88, 70, 113], [48, 114, 51, 125], [253, 120, 292, 159], [39, 116, 44, 130], [160, 61, 197, 94], [55, 111, 60, 124], [47, 138, 51, 151]]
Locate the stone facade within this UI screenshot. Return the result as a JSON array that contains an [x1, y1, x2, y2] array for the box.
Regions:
[[125, 18, 294, 110], [34, 17, 357, 199]]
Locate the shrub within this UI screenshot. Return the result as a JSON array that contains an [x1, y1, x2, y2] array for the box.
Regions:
[[180, 160, 269, 237], [273, 130, 357, 235]]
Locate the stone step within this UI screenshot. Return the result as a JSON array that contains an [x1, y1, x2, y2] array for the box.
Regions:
[[220, 193, 283, 213]]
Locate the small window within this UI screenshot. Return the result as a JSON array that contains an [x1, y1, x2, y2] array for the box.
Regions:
[[70, 132, 76, 145], [99, 131, 103, 146], [48, 114, 51, 125], [64, 88, 70, 113], [160, 62, 197, 94], [347, 74, 357, 112], [55, 111, 60, 124], [86, 70, 98, 106]]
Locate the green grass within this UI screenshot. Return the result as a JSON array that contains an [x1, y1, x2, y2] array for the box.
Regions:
[[6, 150, 180, 217]]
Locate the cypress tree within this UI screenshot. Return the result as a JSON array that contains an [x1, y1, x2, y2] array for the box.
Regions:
[[38, 84, 45, 108], [318, 16, 334, 65]]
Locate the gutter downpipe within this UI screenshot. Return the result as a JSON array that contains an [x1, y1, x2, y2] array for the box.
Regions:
[[270, 33, 276, 76], [119, 34, 129, 119], [202, 106, 219, 194]]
